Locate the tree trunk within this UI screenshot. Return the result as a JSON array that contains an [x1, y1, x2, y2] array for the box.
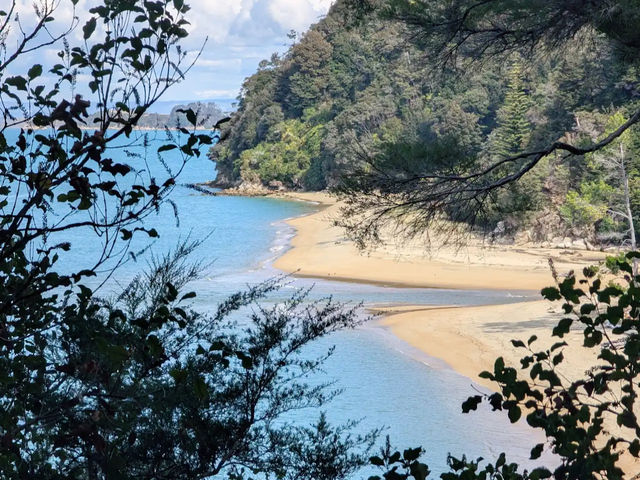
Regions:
[[620, 143, 638, 275]]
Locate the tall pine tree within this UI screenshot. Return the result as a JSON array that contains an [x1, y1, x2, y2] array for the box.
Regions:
[[492, 61, 532, 157], [487, 60, 539, 227]]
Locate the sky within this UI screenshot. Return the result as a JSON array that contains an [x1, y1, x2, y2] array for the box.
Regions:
[[7, 0, 334, 110], [169, 0, 334, 103]]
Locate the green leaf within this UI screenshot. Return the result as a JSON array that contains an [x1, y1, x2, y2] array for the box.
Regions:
[[630, 440, 640, 457], [158, 144, 178, 153], [28, 64, 43, 80], [541, 287, 561, 301], [181, 291, 196, 301], [239, 353, 253, 369], [166, 282, 178, 301], [494, 356, 505, 373], [6, 76, 27, 91], [508, 405, 521, 423], [618, 260, 633, 274], [209, 341, 226, 351], [580, 303, 596, 315], [529, 467, 552, 480], [403, 447, 422, 461], [78, 197, 92, 210], [552, 352, 564, 365], [617, 411, 637, 429], [552, 317, 572, 337], [550, 341, 567, 351], [409, 462, 430, 480], [583, 328, 603, 348], [180, 108, 196, 125], [461, 395, 482, 413], [530, 443, 544, 460], [83, 17, 97, 39], [78, 284, 93, 298]]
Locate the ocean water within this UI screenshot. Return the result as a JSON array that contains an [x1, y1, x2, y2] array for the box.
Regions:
[[5, 128, 553, 476]]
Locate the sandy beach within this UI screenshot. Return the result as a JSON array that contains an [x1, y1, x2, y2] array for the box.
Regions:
[[273, 191, 607, 291], [271, 194, 611, 386], [375, 301, 593, 391], [271, 192, 611, 383], [272, 191, 640, 477]]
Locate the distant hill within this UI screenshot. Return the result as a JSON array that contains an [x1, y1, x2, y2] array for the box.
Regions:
[[134, 102, 227, 129], [81, 102, 227, 130], [145, 98, 237, 115]]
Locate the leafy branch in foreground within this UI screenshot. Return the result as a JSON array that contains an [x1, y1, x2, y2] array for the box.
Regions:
[[458, 253, 640, 479], [1, 2, 373, 478], [336, 108, 640, 247], [383, 0, 640, 66], [1, 242, 376, 478], [369, 253, 640, 480], [1, 0, 218, 308]]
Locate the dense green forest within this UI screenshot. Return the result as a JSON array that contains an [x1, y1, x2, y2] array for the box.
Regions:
[[211, 0, 640, 244]]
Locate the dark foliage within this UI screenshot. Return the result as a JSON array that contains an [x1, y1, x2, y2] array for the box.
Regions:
[[0, 2, 375, 478]]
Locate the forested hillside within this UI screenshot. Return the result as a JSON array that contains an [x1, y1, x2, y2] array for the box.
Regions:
[[210, 0, 640, 244]]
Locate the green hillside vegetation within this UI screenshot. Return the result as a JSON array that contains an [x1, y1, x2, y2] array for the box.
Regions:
[[211, 0, 640, 244]]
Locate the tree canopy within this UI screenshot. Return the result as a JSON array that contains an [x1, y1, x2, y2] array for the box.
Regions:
[[0, 1, 376, 477], [213, 0, 640, 247]]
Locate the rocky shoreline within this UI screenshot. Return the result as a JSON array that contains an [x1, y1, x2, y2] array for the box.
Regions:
[[199, 179, 298, 197]]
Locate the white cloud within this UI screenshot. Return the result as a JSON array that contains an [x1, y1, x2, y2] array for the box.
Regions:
[[195, 58, 243, 69], [167, 0, 335, 101], [5, 0, 335, 104], [184, 0, 332, 46], [268, 0, 326, 32], [194, 88, 240, 99]]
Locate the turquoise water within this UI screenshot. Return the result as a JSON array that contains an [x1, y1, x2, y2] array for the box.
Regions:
[[5, 129, 552, 476]]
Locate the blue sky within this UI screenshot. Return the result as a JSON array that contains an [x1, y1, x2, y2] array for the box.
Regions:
[[7, 0, 334, 109], [164, 0, 334, 102]]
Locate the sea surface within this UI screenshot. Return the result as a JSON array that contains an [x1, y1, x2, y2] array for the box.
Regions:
[[6, 128, 553, 476]]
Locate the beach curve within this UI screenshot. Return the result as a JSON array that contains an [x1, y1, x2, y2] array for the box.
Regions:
[[268, 191, 640, 477]]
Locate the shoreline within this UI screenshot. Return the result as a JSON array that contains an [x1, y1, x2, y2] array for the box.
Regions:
[[262, 190, 639, 476], [271, 191, 608, 291], [264, 191, 606, 390]]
